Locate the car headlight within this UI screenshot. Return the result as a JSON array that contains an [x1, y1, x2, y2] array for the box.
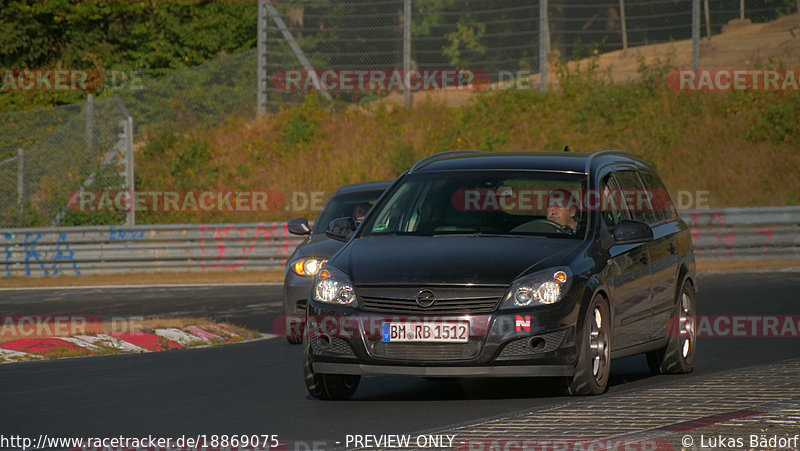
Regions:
[[501, 267, 573, 309], [313, 266, 357, 307], [291, 258, 328, 276]]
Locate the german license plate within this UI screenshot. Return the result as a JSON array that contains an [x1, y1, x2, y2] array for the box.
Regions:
[[381, 322, 469, 342]]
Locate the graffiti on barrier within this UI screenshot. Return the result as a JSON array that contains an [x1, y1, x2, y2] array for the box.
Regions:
[[108, 226, 146, 248], [198, 222, 291, 270], [3, 232, 80, 277]]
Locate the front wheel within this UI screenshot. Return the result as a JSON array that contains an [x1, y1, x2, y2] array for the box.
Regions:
[[303, 337, 360, 400], [647, 280, 696, 374], [567, 294, 611, 395]]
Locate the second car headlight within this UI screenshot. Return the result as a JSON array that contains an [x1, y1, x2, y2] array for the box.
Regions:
[[313, 266, 357, 307], [291, 258, 328, 276], [501, 267, 572, 309]]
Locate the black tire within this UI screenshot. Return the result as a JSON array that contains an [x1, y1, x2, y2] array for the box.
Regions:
[[303, 337, 360, 400], [567, 294, 612, 396], [285, 311, 304, 345], [647, 279, 696, 374]]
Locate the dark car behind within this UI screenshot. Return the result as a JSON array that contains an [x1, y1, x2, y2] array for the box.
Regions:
[[283, 180, 392, 343]]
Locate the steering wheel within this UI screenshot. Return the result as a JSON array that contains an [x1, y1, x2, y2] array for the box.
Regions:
[[531, 219, 576, 235], [531, 218, 565, 230]]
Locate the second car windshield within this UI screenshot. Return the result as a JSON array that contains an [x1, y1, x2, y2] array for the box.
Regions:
[[313, 191, 383, 235], [361, 171, 587, 238]]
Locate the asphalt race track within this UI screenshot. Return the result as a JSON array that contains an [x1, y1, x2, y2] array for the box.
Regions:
[[1, 271, 799, 449]]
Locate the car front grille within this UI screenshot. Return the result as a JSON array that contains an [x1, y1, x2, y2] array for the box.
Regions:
[[356, 285, 506, 314], [367, 339, 482, 361]]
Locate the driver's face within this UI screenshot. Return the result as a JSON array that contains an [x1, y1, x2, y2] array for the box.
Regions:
[[547, 203, 575, 227]]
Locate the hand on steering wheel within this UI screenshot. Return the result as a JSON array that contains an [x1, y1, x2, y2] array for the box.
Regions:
[[532, 219, 575, 235]]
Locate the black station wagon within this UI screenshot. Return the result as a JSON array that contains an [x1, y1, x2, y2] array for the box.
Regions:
[[302, 150, 697, 400]]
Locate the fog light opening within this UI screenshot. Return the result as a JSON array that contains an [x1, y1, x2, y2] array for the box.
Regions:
[[528, 336, 547, 352], [317, 334, 331, 350]]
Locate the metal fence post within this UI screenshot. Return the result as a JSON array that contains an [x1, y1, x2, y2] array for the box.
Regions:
[[125, 117, 135, 226], [692, 0, 700, 71], [86, 94, 94, 153], [703, 0, 712, 42], [619, 0, 628, 51], [403, 0, 413, 109], [17, 148, 24, 215], [257, 0, 268, 118], [740, 0, 744, 20], [264, 1, 332, 101], [539, 0, 549, 93]]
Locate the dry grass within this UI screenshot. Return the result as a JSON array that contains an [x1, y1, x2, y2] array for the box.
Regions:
[[135, 58, 800, 226]]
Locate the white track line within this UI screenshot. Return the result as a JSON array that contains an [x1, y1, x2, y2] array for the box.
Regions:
[[0, 348, 42, 361], [58, 336, 101, 350], [74, 334, 148, 352]]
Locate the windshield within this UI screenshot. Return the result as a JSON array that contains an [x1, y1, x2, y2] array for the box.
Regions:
[[312, 190, 385, 236], [361, 171, 587, 239]]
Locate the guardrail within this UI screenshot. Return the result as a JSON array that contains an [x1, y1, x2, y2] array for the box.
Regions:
[[679, 206, 800, 260], [1, 223, 303, 277], [1, 206, 799, 277]]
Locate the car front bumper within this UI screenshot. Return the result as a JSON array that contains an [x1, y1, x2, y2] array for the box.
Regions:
[[306, 298, 583, 377]]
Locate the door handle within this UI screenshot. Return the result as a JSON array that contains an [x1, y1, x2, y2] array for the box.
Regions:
[[667, 243, 677, 254]]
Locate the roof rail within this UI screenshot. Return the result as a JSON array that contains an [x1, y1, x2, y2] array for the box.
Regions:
[[409, 150, 487, 173], [585, 149, 639, 172]]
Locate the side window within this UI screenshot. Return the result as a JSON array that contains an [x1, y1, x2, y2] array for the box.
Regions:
[[639, 171, 677, 222], [600, 174, 629, 228], [615, 170, 657, 224]]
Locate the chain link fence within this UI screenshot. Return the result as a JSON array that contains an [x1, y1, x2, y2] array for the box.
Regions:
[[0, 97, 132, 228], [1, 0, 797, 228], [260, 0, 795, 107]]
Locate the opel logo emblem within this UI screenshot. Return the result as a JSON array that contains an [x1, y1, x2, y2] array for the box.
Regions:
[[416, 289, 436, 308]]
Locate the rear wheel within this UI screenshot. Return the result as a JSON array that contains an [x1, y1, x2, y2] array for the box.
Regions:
[[647, 280, 696, 374], [303, 337, 360, 400], [567, 295, 611, 395]]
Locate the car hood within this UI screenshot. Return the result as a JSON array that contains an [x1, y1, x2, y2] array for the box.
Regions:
[[293, 234, 346, 260], [337, 235, 581, 286]]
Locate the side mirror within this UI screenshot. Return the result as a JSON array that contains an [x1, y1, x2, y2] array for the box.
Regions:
[[287, 218, 311, 235], [325, 217, 357, 242], [612, 219, 653, 245]]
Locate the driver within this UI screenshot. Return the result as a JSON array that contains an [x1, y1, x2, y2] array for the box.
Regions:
[[352, 202, 371, 222], [547, 189, 578, 234]]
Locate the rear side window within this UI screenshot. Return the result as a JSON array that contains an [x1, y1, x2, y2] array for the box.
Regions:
[[600, 174, 629, 228], [639, 171, 678, 222], [615, 170, 657, 224]]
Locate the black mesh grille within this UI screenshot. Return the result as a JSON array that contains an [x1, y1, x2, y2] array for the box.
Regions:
[[311, 336, 355, 356], [356, 285, 506, 314], [367, 339, 482, 361], [499, 329, 568, 357]]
